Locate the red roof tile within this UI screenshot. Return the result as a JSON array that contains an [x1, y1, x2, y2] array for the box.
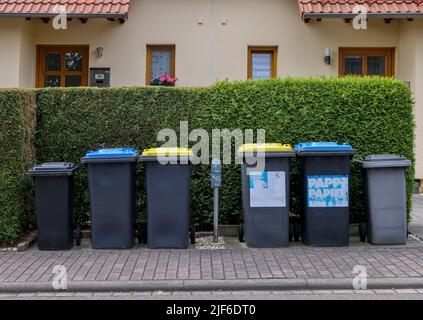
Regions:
[[0, 0, 131, 18], [298, 0, 423, 18]]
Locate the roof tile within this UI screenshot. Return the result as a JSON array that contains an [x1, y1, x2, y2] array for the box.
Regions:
[[0, 0, 131, 18], [298, 0, 423, 17]]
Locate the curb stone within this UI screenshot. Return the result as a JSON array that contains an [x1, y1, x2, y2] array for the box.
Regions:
[[1, 278, 423, 293]]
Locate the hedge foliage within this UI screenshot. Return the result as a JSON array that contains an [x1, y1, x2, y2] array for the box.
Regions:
[[0, 90, 36, 243], [0, 77, 415, 242], [195, 78, 415, 225], [35, 87, 200, 227]]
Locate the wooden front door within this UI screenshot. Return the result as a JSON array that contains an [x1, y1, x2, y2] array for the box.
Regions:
[[36, 45, 89, 88]]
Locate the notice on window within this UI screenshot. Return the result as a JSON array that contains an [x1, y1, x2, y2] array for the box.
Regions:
[[307, 175, 349, 208], [249, 171, 286, 208]]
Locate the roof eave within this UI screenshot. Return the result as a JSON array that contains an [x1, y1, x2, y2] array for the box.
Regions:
[[302, 12, 423, 19], [0, 12, 128, 19]]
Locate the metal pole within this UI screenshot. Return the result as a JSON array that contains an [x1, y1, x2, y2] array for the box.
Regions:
[[213, 187, 219, 243]]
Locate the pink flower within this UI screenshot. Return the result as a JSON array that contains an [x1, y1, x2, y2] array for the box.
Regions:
[[168, 76, 178, 83], [156, 73, 178, 85]]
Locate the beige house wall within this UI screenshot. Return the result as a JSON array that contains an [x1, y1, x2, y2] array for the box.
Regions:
[[0, 19, 23, 87], [0, 18, 35, 88], [0, 0, 422, 176], [414, 21, 423, 178], [397, 20, 423, 178], [18, 21, 36, 88], [31, 0, 402, 86]]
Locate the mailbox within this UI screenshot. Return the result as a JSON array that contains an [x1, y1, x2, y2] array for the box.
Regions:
[[90, 68, 111, 87]]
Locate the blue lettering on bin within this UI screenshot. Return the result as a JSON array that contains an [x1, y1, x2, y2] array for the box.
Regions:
[[307, 175, 349, 208]]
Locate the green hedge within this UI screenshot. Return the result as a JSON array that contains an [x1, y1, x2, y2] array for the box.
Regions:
[[0, 90, 36, 243], [0, 77, 415, 243], [35, 77, 414, 230], [35, 87, 201, 227], [195, 78, 415, 225]]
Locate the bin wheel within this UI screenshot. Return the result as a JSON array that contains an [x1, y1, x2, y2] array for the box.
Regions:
[[289, 222, 294, 242], [75, 225, 82, 246], [238, 223, 245, 243], [293, 223, 301, 242], [190, 225, 196, 245], [359, 223, 367, 242], [137, 223, 147, 244]]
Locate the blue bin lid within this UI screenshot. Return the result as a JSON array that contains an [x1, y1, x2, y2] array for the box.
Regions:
[[84, 148, 139, 159], [294, 142, 353, 151]]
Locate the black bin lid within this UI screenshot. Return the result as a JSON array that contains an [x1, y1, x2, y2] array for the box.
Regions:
[[28, 162, 78, 176], [358, 155, 412, 169], [364, 155, 406, 161]]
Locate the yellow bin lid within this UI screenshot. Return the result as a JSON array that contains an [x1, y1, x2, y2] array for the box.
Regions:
[[238, 143, 293, 153], [142, 147, 193, 157]]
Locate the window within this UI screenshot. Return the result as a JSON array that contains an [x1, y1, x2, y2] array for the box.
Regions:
[[248, 46, 278, 80], [36, 45, 89, 88], [339, 48, 395, 77], [146, 45, 176, 85]]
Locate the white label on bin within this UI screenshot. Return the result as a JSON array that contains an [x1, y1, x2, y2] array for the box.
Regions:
[[307, 175, 349, 208], [249, 171, 286, 208]]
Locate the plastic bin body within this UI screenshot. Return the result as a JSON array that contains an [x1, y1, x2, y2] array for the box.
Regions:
[[29, 163, 77, 251], [295, 142, 356, 247], [359, 155, 411, 245], [82, 148, 138, 249], [239, 144, 296, 248], [140, 148, 193, 249]]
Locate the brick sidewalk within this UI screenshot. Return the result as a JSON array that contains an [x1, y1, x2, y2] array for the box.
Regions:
[[1, 240, 423, 284]]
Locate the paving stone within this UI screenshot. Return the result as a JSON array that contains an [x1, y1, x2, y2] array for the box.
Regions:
[[311, 290, 333, 295], [16, 293, 36, 298], [331, 290, 355, 294], [394, 289, 418, 294], [73, 292, 94, 297], [53, 292, 75, 297], [373, 289, 396, 294], [0, 294, 18, 298], [353, 290, 376, 294], [132, 291, 154, 296], [93, 292, 113, 297], [35, 293, 57, 297]]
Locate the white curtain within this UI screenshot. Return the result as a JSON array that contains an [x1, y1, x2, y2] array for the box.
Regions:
[[252, 53, 272, 80], [151, 50, 171, 81]]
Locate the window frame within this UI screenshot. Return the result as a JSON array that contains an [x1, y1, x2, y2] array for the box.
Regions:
[[339, 47, 395, 77], [247, 46, 278, 80], [36, 45, 89, 88], [146, 45, 176, 85]]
